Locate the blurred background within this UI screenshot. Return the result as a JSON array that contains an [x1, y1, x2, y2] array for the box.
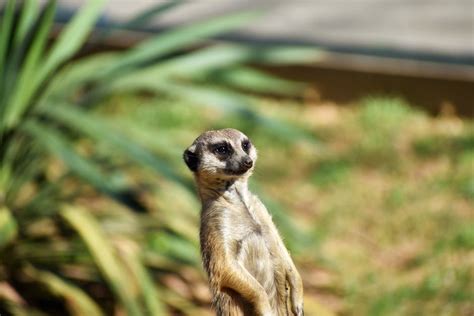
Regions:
[[0, 1, 473, 315]]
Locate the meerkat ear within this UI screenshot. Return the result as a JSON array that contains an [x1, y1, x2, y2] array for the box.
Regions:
[[183, 144, 199, 172]]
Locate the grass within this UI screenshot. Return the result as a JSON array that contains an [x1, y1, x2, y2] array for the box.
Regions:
[[94, 93, 473, 315], [1, 3, 324, 314]]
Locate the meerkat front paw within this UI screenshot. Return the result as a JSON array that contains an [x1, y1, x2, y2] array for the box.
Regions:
[[295, 306, 304, 316], [288, 270, 304, 316], [290, 292, 304, 316], [255, 296, 275, 316]]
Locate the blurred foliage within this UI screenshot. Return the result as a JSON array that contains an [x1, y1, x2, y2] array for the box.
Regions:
[[0, 0, 324, 315], [1, 0, 473, 316]]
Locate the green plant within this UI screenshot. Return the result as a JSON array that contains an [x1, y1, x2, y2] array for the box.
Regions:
[[354, 97, 415, 167], [0, 0, 320, 314]]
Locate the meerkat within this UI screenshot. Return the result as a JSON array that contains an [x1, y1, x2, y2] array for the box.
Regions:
[[183, 128, 304, 316]]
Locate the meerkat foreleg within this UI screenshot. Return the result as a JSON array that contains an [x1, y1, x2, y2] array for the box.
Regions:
[[256, 201, 304, 315], [286, 266, 304, 316], [218, 258, 273, 315], [273, 240, 303, 315]]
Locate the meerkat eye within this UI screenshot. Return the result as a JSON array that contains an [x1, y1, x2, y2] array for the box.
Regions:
[[216, 146, 227, 154], [214, 144, 230, 155], [241, 139, 251, 153]]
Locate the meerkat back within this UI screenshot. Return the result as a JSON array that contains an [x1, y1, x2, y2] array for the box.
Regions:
[[184, 128, 304, 316]]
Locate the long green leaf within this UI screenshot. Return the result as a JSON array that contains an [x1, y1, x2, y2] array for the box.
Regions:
[[117, 244, 167, 315], [97, 1, 183, 46], [4, 0, 106, 129], [86, 45, 252, 102], [190, 66, 305, 95], [104, 44, 321, 88], [61, 205, 142, 316], [38, 52, 120, 105], [0, 206, 17, 248], [105, 79, 313, 142], [21, 120, 124, 195], [0, 133, 25, 195], [86, 44, 320, 105], [38, 0, 106, 82], [0, 0, 15, 76], [41, 105, 190, 187], [98, 11, 259, 80], [111, 45, 252, 84], [4, 141, 44, 208], [164, 83, 313, 142], [9, 0, 40, 113], [13, 0, 40, 48], [255, 46, 326, 65], [119, 0, 183, 29], [2, 0, 56, 129], [25, 266, 104, 316], [77, 45, 252, 104]]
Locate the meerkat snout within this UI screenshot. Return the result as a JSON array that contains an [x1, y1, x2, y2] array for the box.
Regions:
[[242, 156, 253, 168]]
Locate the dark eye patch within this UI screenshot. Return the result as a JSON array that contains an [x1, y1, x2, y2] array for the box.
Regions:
[[210, 142, 233, 158], [241, 139, 251, 153]]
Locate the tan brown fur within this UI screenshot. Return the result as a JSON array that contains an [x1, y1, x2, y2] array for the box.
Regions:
[[184, 129, 303, 316]]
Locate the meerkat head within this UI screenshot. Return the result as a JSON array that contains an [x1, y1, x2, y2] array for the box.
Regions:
[[183, 128, 257, 180]]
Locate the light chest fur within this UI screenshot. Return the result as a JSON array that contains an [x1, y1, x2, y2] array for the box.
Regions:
[[200, 182, 289, 315]]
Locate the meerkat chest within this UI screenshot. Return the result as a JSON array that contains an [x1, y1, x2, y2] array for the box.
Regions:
[[222, 194, 268, 236], [226, 200, 278, 286], [226, 203, 264, 238], [224, 197, 276, 258]]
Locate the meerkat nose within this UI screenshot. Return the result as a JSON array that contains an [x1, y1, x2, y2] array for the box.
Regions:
[[243, 156, 253, 168]]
